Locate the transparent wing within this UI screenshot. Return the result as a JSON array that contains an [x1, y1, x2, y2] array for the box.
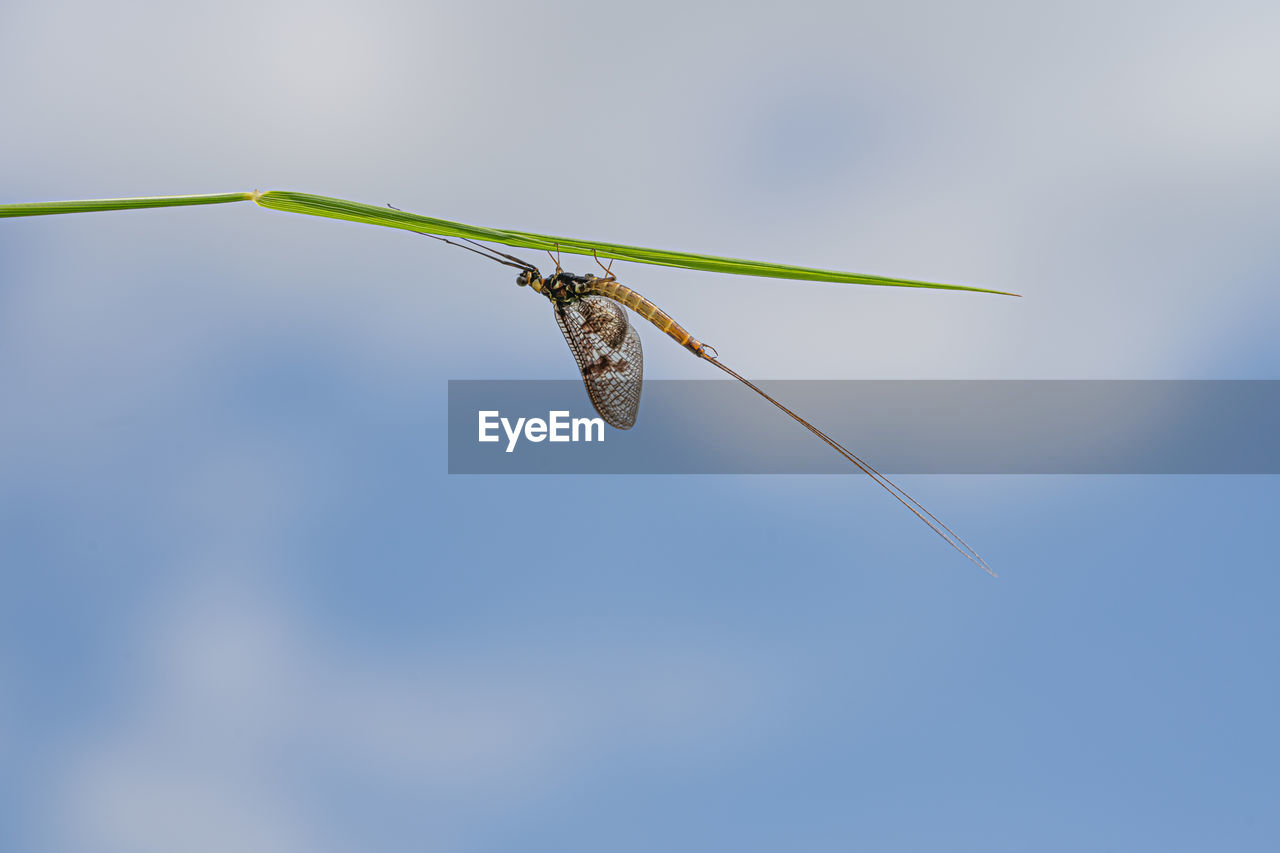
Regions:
[[553, 295, 643, 429]]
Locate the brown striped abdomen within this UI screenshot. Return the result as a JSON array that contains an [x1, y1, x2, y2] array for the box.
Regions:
[[586, 279, 707, 357]]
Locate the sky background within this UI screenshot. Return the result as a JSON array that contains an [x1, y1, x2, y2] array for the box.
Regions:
[[2, 1, 1279, 851]]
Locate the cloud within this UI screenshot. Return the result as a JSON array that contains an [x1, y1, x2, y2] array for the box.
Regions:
[[52, 577, 784, 851]]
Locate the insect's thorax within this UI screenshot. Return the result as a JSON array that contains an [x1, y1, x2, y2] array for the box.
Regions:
[[519, 269, 599, 304]]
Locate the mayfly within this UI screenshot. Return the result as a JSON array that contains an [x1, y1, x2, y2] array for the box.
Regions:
[[401, 213, 995, 576]]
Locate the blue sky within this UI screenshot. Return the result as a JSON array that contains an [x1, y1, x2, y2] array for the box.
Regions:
[[2, 2, 1278, 851]]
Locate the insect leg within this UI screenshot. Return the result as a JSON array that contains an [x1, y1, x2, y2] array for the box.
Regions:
[[545, 243, 564, 275], [591, 249, 616, 281]]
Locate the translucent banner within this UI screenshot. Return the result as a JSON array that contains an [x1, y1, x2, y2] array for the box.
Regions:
[[447, 380, 1280, 474]]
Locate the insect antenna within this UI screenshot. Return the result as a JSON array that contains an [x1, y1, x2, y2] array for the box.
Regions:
[[386, 204, 538, 272], [701, 354, 996, 576]]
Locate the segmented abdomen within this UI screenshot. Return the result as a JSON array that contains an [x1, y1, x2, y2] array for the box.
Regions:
[[586, 279, 707, 356]]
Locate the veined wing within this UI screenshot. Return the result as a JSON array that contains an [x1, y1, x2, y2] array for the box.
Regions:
[[553, 295, 643, 430]]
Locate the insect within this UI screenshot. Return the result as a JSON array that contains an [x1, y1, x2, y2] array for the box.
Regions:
[[400, 213, 995, 576]]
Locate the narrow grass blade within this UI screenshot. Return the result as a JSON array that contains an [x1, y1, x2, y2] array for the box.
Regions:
[[0, 189, 1019, 296], [254, 191, 1019, 296], [0, 192, 254, 217]]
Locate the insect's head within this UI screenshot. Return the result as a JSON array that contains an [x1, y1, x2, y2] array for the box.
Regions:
[[516, 269, 541, 288]]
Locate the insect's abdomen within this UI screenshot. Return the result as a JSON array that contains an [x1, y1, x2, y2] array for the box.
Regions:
[[587, 279, 707, 356]]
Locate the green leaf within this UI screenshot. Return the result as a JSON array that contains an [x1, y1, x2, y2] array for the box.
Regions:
[[0, 192, 254, 216], [254, 191, 1019, 296], [0, 189, 1020, 296]]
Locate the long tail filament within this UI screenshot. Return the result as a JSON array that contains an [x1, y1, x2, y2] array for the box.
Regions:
[[700, 355, 996, 577]]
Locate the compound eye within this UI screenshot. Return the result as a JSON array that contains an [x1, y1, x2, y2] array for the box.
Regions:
[[516, 271, 530, 287]]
